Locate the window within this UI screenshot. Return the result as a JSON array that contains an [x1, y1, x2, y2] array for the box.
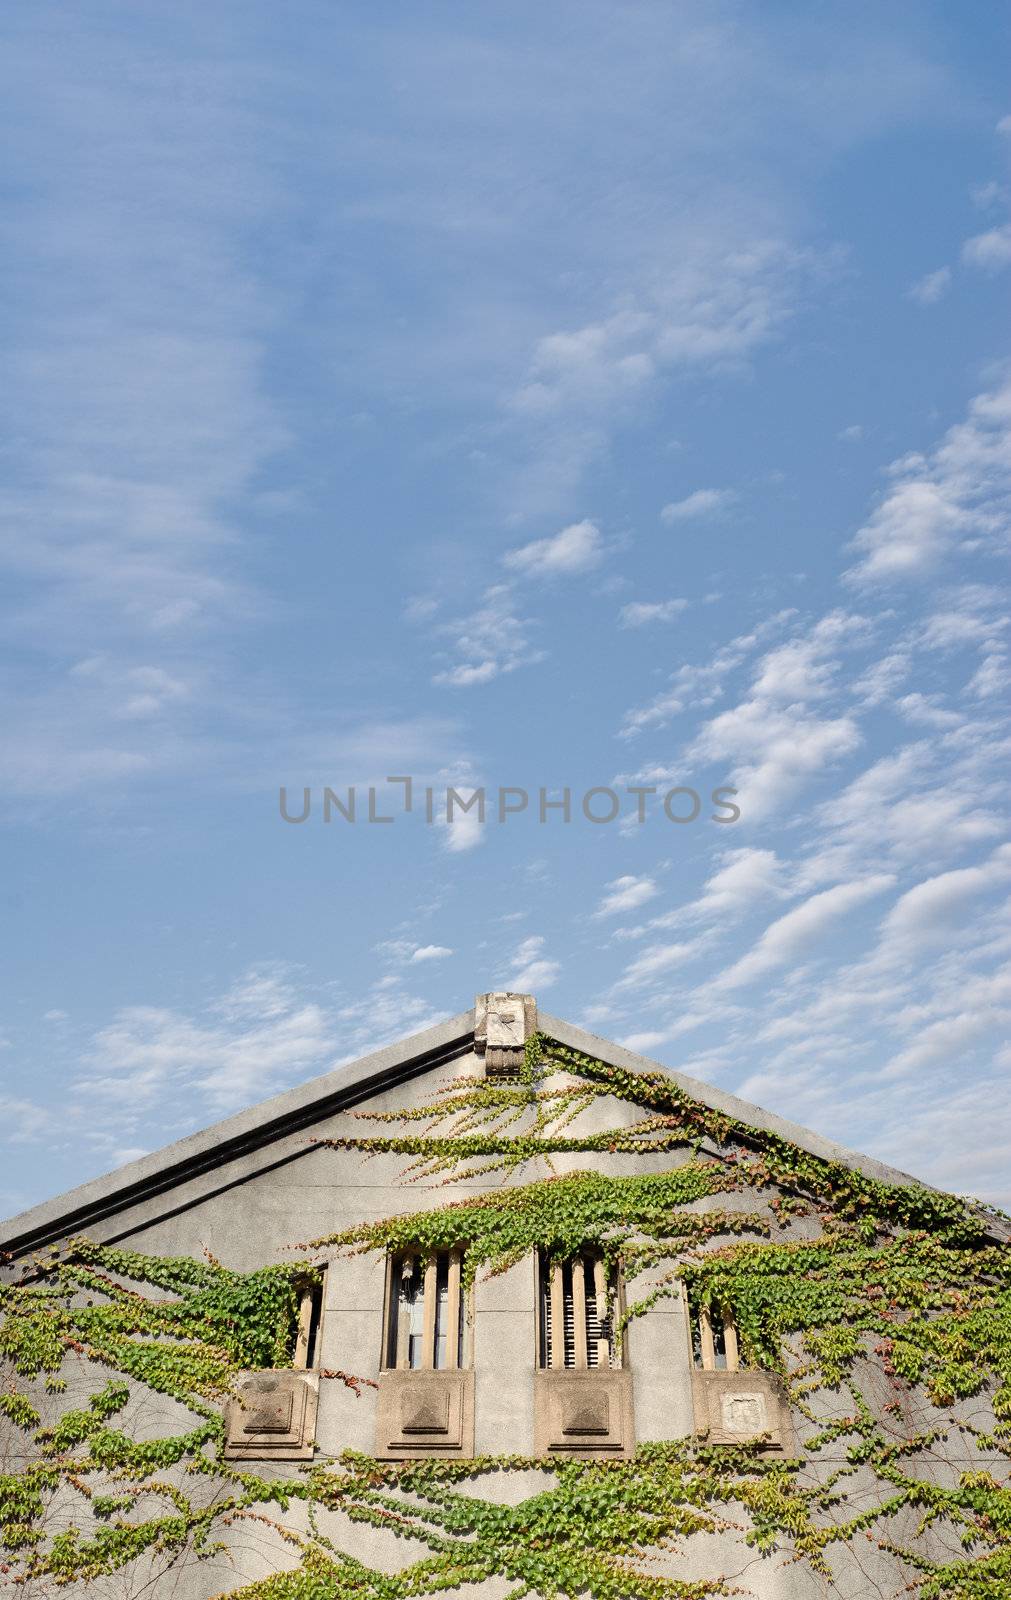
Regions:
[[538, 1251, 621, 1370], [384, 1250, 467, 1371], [692, 1302, 742, 1372], [292, 1273, 325, 1370]]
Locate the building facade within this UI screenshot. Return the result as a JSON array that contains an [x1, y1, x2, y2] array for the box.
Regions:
[[1, 994, 1008, 1599]]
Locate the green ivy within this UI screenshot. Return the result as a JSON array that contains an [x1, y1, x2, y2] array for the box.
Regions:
[[0, 1032, 1008, 1598]]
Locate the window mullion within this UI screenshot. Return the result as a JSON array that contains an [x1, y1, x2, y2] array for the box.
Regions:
[[699, 1303, 716, 1371], [549, 1261, 565, 1369], [292, 1285, 314, 1370], [592, 1257, 609, 1367], [422, 1253, 439, 1369], [572, 1256, 588, 1370], [723, 1305, 739, 1372], [395, 1257, 413, 1370], [445, 1250, 461, 1370]]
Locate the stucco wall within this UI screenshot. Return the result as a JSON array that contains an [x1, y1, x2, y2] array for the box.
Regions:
[[0, 1046, 997, 1599]]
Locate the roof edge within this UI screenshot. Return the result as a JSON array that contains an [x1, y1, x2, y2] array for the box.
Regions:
[[0, 1009, 475, 1259], [5, 1003, 1006, 1260], [539, 1014, 952, 1194]]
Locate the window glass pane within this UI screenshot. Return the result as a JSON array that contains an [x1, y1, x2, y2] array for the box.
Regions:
[[434, 1254, 449, 1369], [712, 1308, 728, 1370], [407, 1277, 425, 1368]]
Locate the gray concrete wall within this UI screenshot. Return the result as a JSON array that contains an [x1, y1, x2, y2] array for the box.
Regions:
[[0, 1048, 991, 1599]]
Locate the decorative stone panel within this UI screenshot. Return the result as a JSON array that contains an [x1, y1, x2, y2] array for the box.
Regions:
[[691, 1370, 795, 1452], [533, 1369, 634, 1458], [475, 992, 536, 1076], [375, 1369, 475, 1459], [223, 1370, 319, 1461]]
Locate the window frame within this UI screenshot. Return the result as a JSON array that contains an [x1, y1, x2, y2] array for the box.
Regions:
[[693, 1300, 742, 1373], [291, 1268, 326, 1372], [381, 1248, 471, 1372], [536, 1249, 625, 1372]]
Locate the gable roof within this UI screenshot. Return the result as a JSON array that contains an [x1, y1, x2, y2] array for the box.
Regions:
[[3, 1002, 1004, 1259]]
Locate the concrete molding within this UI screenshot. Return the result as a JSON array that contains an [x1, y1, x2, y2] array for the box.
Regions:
[[690, 1369, 796, 1454], [375, 1369, 475, 1459], [223, 1370, 320, 1461], [533, 1368, 634, 1458]]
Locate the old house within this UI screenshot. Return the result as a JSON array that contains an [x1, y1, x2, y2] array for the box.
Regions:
[[1, 994, 1009, 1599]]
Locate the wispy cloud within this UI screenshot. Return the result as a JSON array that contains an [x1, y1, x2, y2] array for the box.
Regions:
[[504, 935, 561, 992], [619, 598, 688, 627], [962, 224, 1011, 272], [710, 875, 895, 991], [593, 875, 660, 918], [503, 519, 604, 577], [907, 266, 951, 305], [661, 488, 736, 523], [432, 584, 542, 687], [871, 845, 1011, 967], [77, 966, 337, 1121], [845, 380, 1011, 584]]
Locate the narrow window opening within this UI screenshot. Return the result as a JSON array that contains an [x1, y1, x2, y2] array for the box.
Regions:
[[386, 1249, 466, 1371], [538, 1251, 620, 1370], [292, 1271, 325, 1370], [693, 1301, 741, 1372]]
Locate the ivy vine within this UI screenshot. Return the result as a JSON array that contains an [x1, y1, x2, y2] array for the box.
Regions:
[[0, 1033, 1008, 1599]]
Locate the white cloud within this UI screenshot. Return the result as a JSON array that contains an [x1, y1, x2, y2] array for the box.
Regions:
[[689, 699, 861, 820], [593, 876, 660, 918], [809, 742, 1003, 879], [969, 652, 1010, 699], [619, 1030, 668, 1053], [504, 240, 809, 511], [79, 965, 338, 1120], [882, 1010, 1006, 1079], [907, 267, 951, 305], [502, 519, 604, 577], [0, 1097, 59, 1144], [409, 945, 454, 963], [893, 692, 964, 729], [661, 488, 735, 523], [619, 598, 688, 627], [618, 690, 686, 739], [874, 846, 1011, 964], [616, 940, 701, 989], [433, 584, 543, 687], [749, 612, 869, 701], [686, 848, 786, 920], [962, 224, 1011, 272], [617, 610, 798, 738], [712, 875, 895, 991], [838, 423, 864, 441], [504, 935, 560, 992], [443, 805, 485, 852], [845, 380, 1011, 584], [852, 651, 913, 704]]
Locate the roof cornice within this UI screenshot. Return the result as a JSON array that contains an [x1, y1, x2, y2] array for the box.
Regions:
[[0, 1010, 474, 1259]]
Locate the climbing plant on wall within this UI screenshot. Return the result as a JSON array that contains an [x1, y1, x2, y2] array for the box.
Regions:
[[1, 1033, 1010, 1598]]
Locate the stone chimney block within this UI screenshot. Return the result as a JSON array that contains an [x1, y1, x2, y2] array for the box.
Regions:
[[474, 992, 537, 1077]]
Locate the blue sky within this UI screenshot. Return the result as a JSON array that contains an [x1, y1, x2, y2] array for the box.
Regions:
[[2, 1, 1010, 1218]]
